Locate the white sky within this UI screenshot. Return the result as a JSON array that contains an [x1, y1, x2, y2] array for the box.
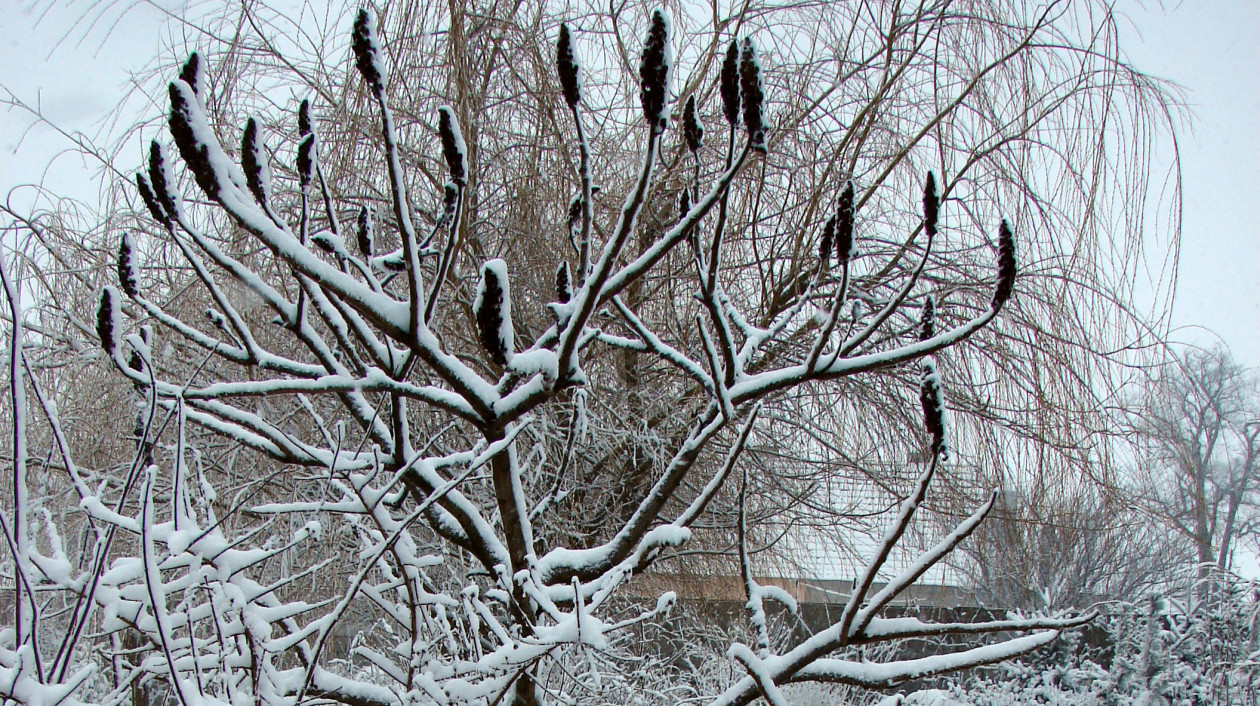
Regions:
[[0, 0, 168, 213], [1118, 0, 1260, 367]]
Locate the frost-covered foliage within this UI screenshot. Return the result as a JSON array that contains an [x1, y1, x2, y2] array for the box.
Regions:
[[944, 569, 1260, 706], [0, 5, 1138, 706]]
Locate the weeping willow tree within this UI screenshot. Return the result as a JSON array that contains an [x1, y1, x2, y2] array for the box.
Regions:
[[1, 1, 1180, 703], [33, 0, 1172, 573]]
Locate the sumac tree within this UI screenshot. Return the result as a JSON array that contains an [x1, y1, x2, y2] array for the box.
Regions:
[[2, 5, 1142, 706]]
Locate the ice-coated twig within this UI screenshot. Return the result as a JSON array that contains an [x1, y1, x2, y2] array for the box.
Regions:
[[675, 403, 761, 529], [836, 456, 938, 644], [557, 23, 594, 283], [293, 442, 504, 705], [738, 465, 771, 657], [849, 490, 999, 639], [1, 250, 41, 673], [730, 645, 790, 706], [838, 174, 940, 357], [612, 295, 710, 387], [474, 259, 514, 367], [352, 9, 426, 337], [696, 314, 735, 418], [424, 106, 467, 324]]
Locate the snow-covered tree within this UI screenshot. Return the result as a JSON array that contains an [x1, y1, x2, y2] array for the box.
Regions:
[[950, 566, 1260, 705], [4, 3, 1187, 705]]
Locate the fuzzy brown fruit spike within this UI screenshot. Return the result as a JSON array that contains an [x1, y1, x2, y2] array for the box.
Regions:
[[296, 135, 314, 191], [567, 196, 582, 234], [135, 173, 169, 228], [439, 183, 459, 227], [474, 260, 514, 367], [437, 106, 467, 186], [919, 295, 936, 341], [298, 99, 312, 137], [639, 10, 672, 133], [168, 81, 222, 202], [352, 9, 386, 93], [118, 234, 139, 299], [721, 40, 741, 126], [993, 219, 1016, 309], [241, 118, 270, 208], [819, 215, 835, 272], [356, 206, 373, 257], [920, 358, 948, 460], [683, 94, 704, 154], [555, 261, 572, 304], [836, 181, 855, 263], [97, 287, 120, 356], [147, 141, 179, 223], [556, 24, 582, 109], [923, 172, 940, 237], [179, 52, 204, 100], [740, 38, 765, 150]]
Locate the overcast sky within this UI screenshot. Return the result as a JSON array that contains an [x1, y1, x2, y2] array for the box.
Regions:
[[1118, 0, 1260, 368], [2, 0, 1256, 368]]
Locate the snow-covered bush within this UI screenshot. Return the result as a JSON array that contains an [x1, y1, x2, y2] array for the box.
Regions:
[[944, 568, 1259, 705]]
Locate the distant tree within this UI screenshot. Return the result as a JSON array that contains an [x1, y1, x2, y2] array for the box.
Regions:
[[1129, 346, 1260, 580], [0, 6, 1109, 706], [960, 484, 1181, 610]]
